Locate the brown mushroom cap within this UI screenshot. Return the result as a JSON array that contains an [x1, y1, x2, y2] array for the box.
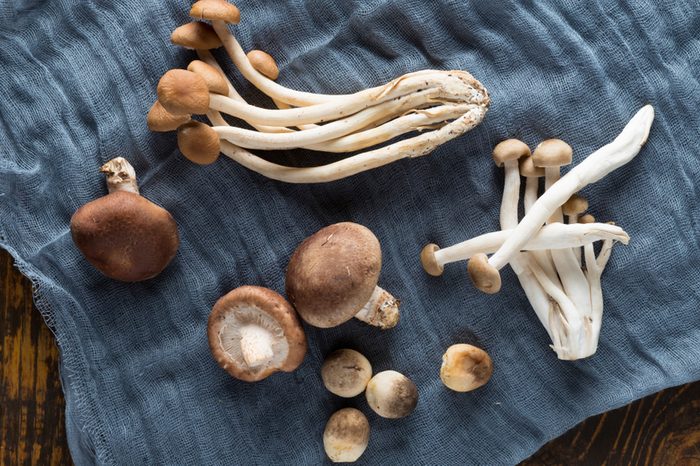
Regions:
[[579, 213, 595, 224], [420, 243, 444, 276], [157, 69, 210, 115], [532, 139, 573, 167], [467, 253, 501, 294], [177, 121, 221, 165], [70, 191, 179, 282], [440, 343, 493, 392], [171, 21, 222, 50], [147, 100, 191, 132], [323, 408, 370, 463], [187, 60, 228, 95], [492, 138, 530, 167], [562, 194, 589, 217], [190, 0, 241, 24], [247, 50, 280, 80], [365, 370, 418, 419], [321, 349, 372, 398], [207, 285, 307, 382], [285, 222, 382, 328], [519, 153, 545, 177]]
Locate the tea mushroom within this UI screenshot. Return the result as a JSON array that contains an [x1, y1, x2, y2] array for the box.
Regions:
[[207, 285, 307, 382], [321, 349, 372, 398], [157, 69, 210, 115], [170, 21, 222, 50], [285, 222, 399, 329], [440, 344, 493, 392], [365, 370, 418, 419], [323, 408, 370, 463], [70, 158, 179, 282], [146, 101, 191, 132]]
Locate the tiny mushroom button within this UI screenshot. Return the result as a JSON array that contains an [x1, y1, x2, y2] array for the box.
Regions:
[[440, 344, 493, 392], [321, 349, 372, 398], [323, 408, 370, 463], [247, 50, 280, 80], [365, 370, 418, 419]]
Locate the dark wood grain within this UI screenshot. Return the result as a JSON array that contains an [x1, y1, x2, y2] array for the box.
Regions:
[[0, 249, 697, 465]]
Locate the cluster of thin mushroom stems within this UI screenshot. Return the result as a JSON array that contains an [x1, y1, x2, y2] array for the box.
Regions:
[[421, 105, 654, 360], [147, 0, 489, 183]]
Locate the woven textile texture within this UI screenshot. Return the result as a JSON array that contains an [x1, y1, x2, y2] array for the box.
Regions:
[[1, 0, 699, 464]]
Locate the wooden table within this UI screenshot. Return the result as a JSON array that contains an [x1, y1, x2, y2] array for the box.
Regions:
[[1, 249, 698, 465]]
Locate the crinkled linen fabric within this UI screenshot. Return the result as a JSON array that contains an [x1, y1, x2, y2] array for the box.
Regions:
[[0, 0, 698, 464]]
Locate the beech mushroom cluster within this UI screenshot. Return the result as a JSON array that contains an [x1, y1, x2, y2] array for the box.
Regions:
[[421, 105, 655, 360], [147, 0, 490, 183]]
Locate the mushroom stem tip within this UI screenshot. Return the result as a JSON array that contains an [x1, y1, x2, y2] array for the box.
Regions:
[[100, 157, 139, 194], [354, 286, 400, 329]]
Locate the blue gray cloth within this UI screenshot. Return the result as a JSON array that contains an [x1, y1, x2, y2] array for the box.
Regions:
[[1, 0, 698, 464]]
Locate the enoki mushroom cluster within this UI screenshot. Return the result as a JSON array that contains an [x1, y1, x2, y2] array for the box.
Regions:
[[421, 106, 654, 360], [147, 0, 490, 183]]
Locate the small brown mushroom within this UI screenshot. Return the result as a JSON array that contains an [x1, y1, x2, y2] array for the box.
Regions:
[[285, 222, 399, 329], [187, 60, 228, 95], [440, 344, 493, 392], [321, 349, 372, 398], [157, 69, 210, 115], [420, 243, 444, 277], [467, 252, 501, 294], [190, 0, 241, 24], [70, 158, 179, 282], [247, 50, 279, 80], [207, 285, 307, 382], [323, 408, 370, 463], [177, 121, 221, 165], [146, 100, 191, 132], [171, 21, 222, 50], [562, 194, 589, 224], [579, 213, 596, 224], [365, 370, 418, 419]]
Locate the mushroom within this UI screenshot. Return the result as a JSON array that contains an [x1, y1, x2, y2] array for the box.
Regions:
[[285, 222, 399, 329], [247, 50, 279, 80], [146, 100, 191, 132], [187, 60, 229, 95], [171, 21, 222, 50], [492, 139, 529, 229], [207, 285, 307, 382], [473, 105, 654, 289], [177, 121, 221, 165], [365, 370, 418, 418], [562, 194, 589, 265], [440, 344, 493, 392], [323, 408, 370, 463], [70, 158, 179, 281], [157, 69, 210, 115], [321, 349, 372, 398]]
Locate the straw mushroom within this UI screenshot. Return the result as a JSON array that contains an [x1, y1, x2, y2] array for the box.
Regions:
[[70, 158, 179, 282], [321, 349, 372, 398], [440, 344, 493, 392], [171, 21, 222, 50], [323, 408, 370, 463], [157, 69, 210, 115], [147, 100, 191, 132], [365, 370, 418, 419], [207, 285, 307, 382], [285, 222, 399, 329], [247, 50, 279, 80], [177, 121, 221, 165]]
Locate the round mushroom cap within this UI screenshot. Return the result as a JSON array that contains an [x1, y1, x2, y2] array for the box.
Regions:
[[285, 222, 382, 328], [562, 194, 589, 217], [157, 69, 210, 115], [492, 139, 530, 167], [70, 192, 179, 282], [365, 370, 418, 419], [177, 121, 221, 165], [171, 21, 222, 50], [247, 50, 280, 80], [579, 213, 595, 224], [467, 253, 501, 294], [323, 408, 370, 463], [532, 139, 573, 168], [190, 0, 241, 24], [519, 153, 545, 177], [420, 243, 443, 276], [440, 343, 493, 392], [187, 60, 228, 95], [321, 349, 372, 398], [208, 286, 307, 382], [147, 100, 191, 132]]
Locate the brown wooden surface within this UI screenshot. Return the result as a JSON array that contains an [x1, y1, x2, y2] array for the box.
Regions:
[[0, 248, 698, 465]]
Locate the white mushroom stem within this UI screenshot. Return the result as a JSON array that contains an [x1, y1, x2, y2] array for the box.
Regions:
[[354, 286, 400, 329], [524, 175, 539, 213], [524, 174, 561, 287], [217, 106, 486, 183], [432, 222, 629, 266], [583, 239, 617, 358], [239, 325, 274, 368], [487, 105, 654, 271], [100, 157, 139, 194], [566, 212, 582, 266]]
